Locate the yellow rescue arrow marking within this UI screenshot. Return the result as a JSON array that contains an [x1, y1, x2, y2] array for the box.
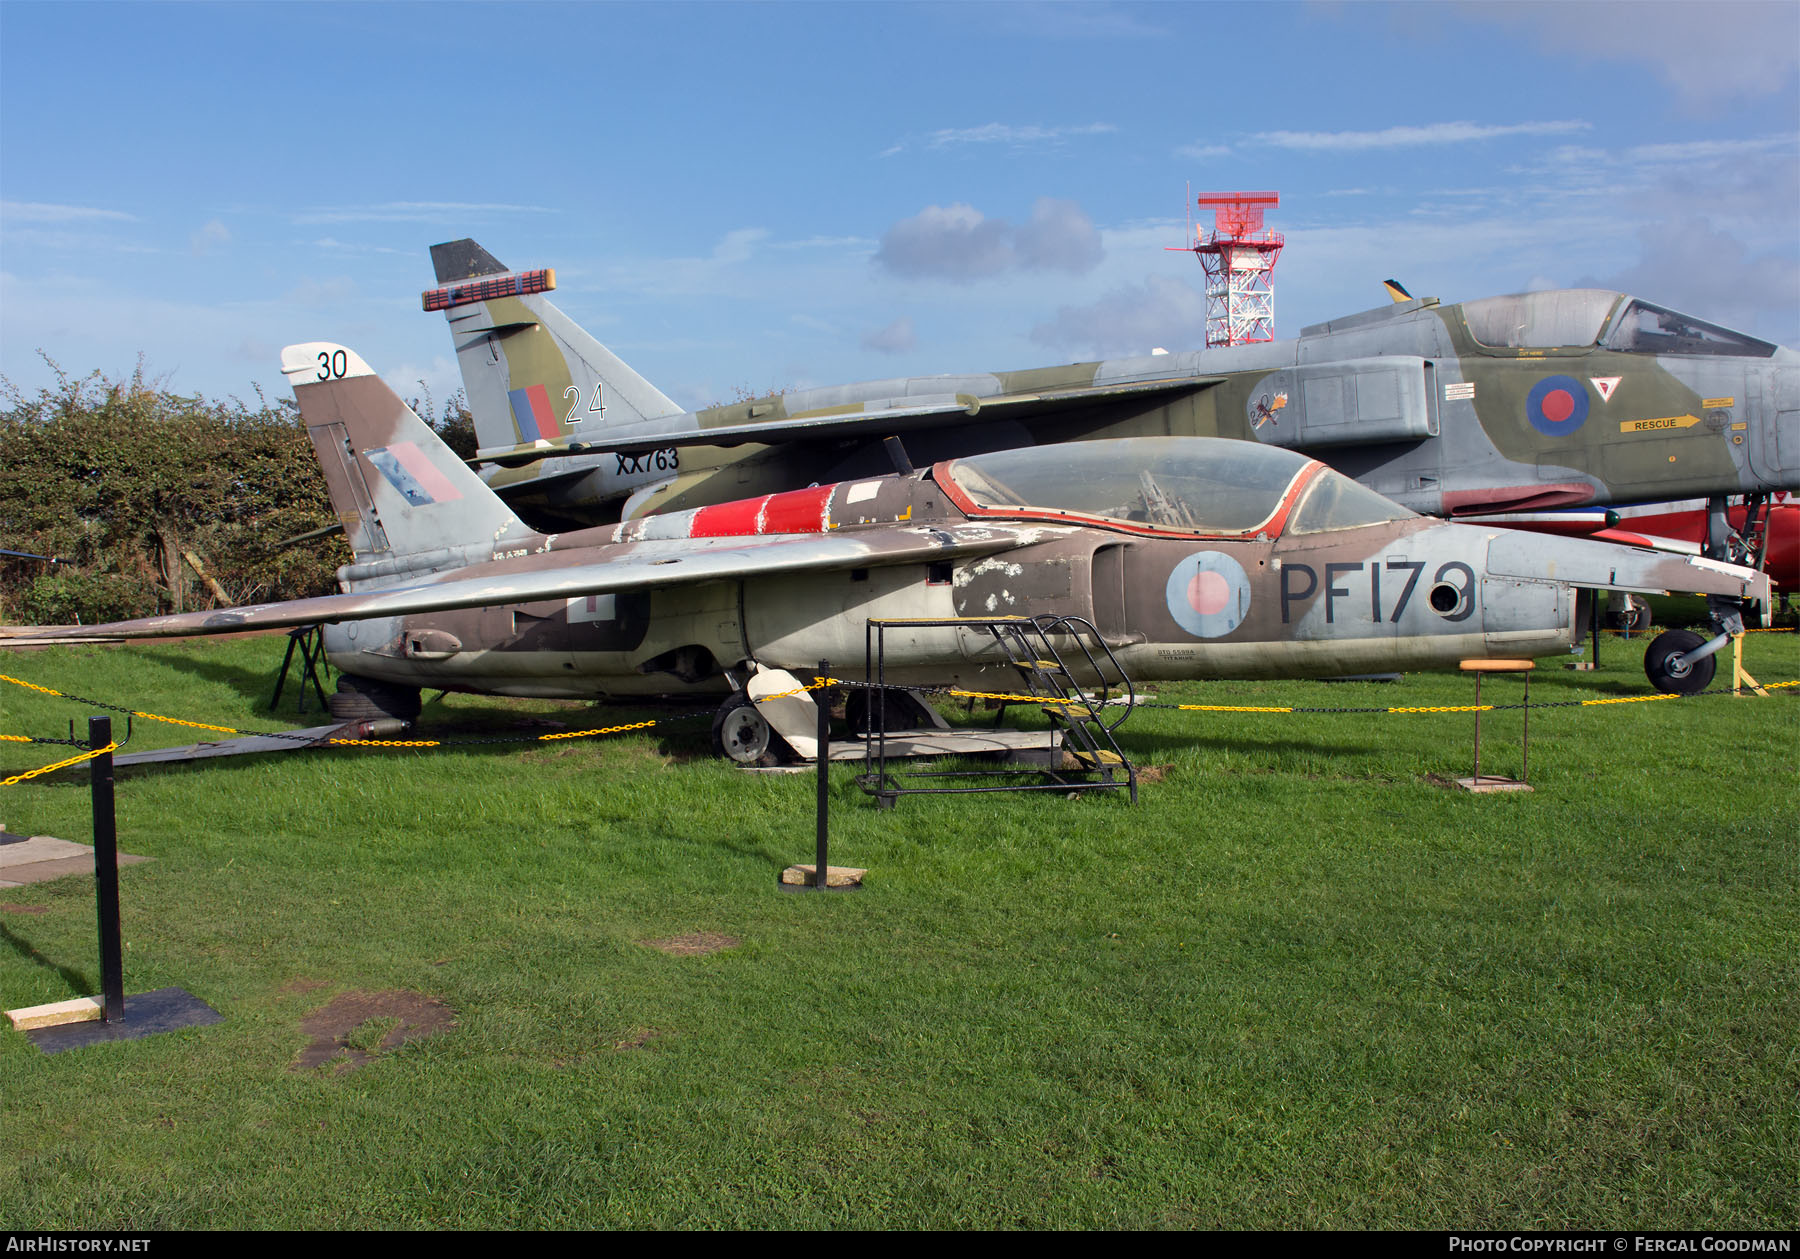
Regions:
[[1620, 414, 1702, 434]]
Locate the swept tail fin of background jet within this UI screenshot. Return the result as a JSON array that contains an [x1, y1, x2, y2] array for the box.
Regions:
[[424, 238, 684, 462], [281, 343, 535, 566]]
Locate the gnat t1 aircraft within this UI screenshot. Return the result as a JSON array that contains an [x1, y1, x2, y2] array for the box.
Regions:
[[44, 343, 1769, 762], [426, 241, 1797, 560]]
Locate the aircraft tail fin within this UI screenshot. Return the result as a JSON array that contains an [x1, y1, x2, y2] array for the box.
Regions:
[[1383, 278, 1413, 303], [281, 343, 535, 566], [423, 238, 685, 462]]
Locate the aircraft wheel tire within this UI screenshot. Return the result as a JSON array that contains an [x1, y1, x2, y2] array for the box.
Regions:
[[327, 675, 422, 724], [1643, 629, 1715, 696], [710, 693, 795, 767]]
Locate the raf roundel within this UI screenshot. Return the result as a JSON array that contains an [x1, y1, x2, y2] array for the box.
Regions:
[[1164, 551, 1251, 639], [1526, 374, 1591, 437]]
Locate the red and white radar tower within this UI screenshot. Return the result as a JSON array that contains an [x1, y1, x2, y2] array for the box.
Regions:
[[1179, 191, 1283, 348]]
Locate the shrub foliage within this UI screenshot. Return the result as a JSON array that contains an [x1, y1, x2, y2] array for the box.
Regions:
[[0, 360, 475, 625]]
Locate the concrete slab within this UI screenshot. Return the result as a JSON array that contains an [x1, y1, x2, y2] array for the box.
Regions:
[[0, 833, 150, 886]]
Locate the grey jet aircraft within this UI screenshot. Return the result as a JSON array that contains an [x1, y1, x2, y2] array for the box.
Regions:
[[36, 342, 1771, 762], [425, 240, 1796, 556]]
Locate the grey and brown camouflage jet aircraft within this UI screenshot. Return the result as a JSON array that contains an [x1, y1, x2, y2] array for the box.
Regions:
[[39, 342, 1770, 761]]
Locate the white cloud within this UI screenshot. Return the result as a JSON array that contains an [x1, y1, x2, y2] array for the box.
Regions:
[[190, 219, 230, 256], [884, 121, 1115, 157], [285, 276, 358, 306], [291, 202, 555, 225], [1, 201, 136, 224], [712, 227, 770, 265], [1456, 0, 1799, 106], [1029, 274, 1208, 359], [862, 316, 917, 354], [876, 203, 1018, 281], [1174, 143, 1234, 160], [925, 122, 1115, 149], [1015, 199, 1104, 274], [1253, 120, 1591, 151], [875, 199, 1103, 282]]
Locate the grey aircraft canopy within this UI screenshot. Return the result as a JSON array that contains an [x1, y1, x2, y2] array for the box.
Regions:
[[940, 436, 1415, 537], [1460, 289, 1777, 357]]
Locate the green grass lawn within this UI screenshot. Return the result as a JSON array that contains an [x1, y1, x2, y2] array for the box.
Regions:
[[1, 629, 1795, 1229]]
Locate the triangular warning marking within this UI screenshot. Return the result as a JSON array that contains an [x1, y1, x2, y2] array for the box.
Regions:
[[1592, 376, 1620, 403]]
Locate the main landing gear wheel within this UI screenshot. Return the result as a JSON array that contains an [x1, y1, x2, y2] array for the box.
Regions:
[[326, 674, 422, 724], [710, 692, 796, 767], [1643, 629, 1715, 696]]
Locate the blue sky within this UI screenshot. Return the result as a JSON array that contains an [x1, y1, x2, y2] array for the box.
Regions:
[[2, 0, 1796, 414]]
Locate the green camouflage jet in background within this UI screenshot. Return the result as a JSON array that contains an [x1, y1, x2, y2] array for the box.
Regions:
[[426, 238, 1796, 550]]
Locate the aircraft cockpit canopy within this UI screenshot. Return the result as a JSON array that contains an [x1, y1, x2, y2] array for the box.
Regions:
[[1599, 298, 1777, 358], [941, 437, 1415, 537], [1461, 289, 1776, 357], [1461, 289, 1622, 349]]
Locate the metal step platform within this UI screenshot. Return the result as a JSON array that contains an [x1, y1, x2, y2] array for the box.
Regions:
[[856, 614, 1137, 808]]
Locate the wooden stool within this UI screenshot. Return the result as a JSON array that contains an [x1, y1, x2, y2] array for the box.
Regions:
[[1457, 659, 1534, 793]]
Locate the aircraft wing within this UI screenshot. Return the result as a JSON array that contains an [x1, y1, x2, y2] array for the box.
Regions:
[[28, 524, 1059, 642], [478, 375, 1225, 463]]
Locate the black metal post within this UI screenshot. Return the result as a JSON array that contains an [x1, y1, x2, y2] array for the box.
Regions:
[[814, 661, 829, 890], [90, 715, 124, 1023], [1589, 594, 1601, 667]]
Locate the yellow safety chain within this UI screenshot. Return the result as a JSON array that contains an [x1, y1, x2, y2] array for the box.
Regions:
[[325, 737, 444, 748], [126, 712, 240, 734], [1578, 693, 1680, 706], [538, 719, 659, 741], [0, 673, 66, 697], [946, 688, 1081, 706], [3, 741, 120, 786]]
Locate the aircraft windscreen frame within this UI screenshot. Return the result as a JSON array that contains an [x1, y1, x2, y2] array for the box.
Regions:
[[1600, 299, 1778, 358], [1286, 470, 1419, 534], [939, 436, 1351, 538]]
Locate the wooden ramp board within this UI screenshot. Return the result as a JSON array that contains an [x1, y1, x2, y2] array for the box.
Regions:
[[112, 722, 354, 767], [0, 834, 150, 888], [831, 728, 1063, 763]]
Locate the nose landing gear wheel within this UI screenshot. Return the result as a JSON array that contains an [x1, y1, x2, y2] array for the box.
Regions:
[[710, 693, 797, 766], [1643, 628, 1716, 695]]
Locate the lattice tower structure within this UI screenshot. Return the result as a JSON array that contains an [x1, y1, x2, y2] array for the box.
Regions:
[[1189, 192, 1283, 348]]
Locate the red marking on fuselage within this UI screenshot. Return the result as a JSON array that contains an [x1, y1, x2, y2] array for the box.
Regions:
[[1442, 483, 1594, 515], [1541, 390, 1575, 424], [761, 484, 835, 534], [1189, 570, 1231, 616], [691, 496, 768, 538]]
